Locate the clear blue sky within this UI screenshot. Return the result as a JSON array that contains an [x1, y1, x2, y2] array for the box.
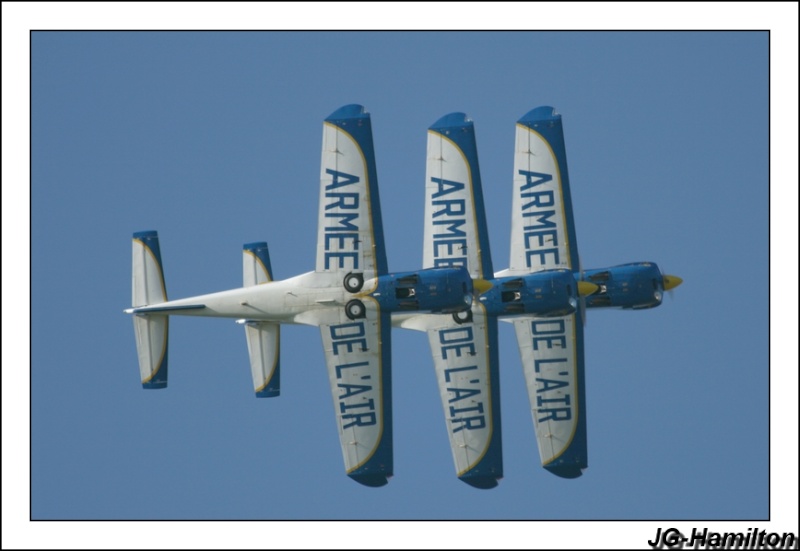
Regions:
[[6, 3, 798, 549]]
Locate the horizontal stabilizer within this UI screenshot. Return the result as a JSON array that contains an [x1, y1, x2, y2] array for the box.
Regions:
[[241, 243, 280, 397], [128, 304, 205, 314], [133, 314, 169, 389], [132, 231, 167, 307], [130, 231, 170, 388], [241, 321, 280, 398]]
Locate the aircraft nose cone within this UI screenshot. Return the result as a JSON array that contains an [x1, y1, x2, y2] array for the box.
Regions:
[[662, 275, 683, 291], [577, 281, 599, 296], [472, 278, 494, 295]]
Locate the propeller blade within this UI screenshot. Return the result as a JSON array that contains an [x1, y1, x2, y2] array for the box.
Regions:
[[660, 268, 682, 301], [577, 255, 588, 326]]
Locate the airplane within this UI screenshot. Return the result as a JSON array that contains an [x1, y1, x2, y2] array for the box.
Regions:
[[396, 107, 682, 486], [124, 104, 492, 488]]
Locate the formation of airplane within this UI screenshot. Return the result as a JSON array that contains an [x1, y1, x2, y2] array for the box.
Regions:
[[125, 104, 682, 488]]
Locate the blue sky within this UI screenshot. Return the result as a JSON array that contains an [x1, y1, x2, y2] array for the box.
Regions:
[[6, 3, 798, 549]]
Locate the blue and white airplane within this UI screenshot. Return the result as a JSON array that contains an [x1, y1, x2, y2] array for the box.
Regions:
[[124, 104, 491, 487], [397, 107, 682, 486]]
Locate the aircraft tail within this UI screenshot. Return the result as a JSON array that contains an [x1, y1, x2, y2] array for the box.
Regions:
[[130, 231, 169, 389], [240, 242, 280, 397]]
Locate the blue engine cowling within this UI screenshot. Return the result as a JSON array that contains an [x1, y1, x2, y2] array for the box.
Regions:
[[583, 262, 664, 309], [481, 269, 578, 317], [365, 267, 474, 314]]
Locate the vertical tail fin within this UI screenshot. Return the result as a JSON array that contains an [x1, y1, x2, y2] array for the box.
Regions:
[[130, 231, 169, 389], [241, 242, 280, 397]]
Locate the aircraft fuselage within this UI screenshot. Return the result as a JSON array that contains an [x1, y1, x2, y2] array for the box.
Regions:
[[129, 266, 475, 325]]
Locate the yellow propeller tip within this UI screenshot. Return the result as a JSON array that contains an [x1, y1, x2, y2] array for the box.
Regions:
[[663, 275, 683, 291], [577, 281, 599, 296], [472, 278, 494, 295]]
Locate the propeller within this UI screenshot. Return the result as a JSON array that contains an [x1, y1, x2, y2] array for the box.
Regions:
[[661, 268, 683, 301], [576, 255, 591, 326], [472, 278, 494, 295]]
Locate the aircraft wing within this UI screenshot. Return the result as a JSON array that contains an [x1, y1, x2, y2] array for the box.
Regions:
[[423, 113, 494, 279], [505, 106, 580, 276], [505, 107, 587, 477], [309, 105, 392, 486], [402, 308, 502, 488], [512, 314, 587, 477], [402, 113, 502, 487], [316, 104, 388, 280], [316, 301, 393, 487]]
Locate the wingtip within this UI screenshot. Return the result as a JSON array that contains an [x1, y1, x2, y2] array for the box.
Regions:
[[459, 475, 500, 489], [545, 464, 585, 479], [348, 473, 390, 487], [518, 106, 560, 124], [429, 112, 473, 131], [326, 104, 368, 121]]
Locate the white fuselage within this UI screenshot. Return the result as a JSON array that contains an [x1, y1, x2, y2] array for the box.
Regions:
[[140, 271, 366, 326]]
